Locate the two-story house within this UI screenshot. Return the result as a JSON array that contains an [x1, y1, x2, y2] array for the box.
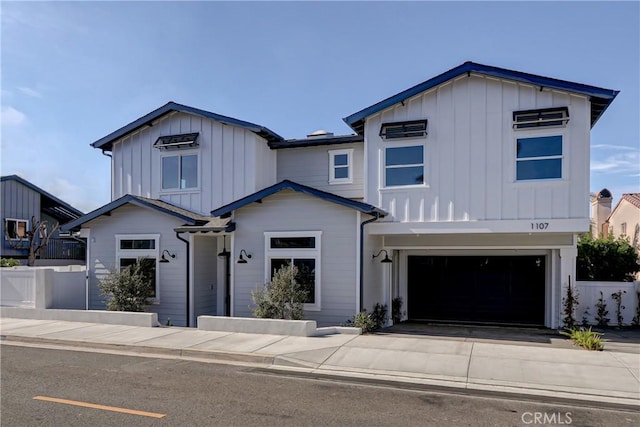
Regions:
[[1, 175, 85, 265], [63, 62, 618, 328]]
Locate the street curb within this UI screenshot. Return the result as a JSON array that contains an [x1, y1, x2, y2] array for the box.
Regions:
[[0, 334, 275, 366]]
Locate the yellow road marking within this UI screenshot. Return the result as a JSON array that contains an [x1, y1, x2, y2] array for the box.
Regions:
[[33, 396, 166, 419]]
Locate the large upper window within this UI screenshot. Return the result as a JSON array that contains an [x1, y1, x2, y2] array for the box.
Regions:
[[162, 154, 197, 190], [265, 231, 322, 310], [116, 235, 159, 299], [385, 145, 424, 187], [516, 136, 563, 181], [328, 149, 353, 184], [513, 107, 569, 130], [4, 218, 28, 240]]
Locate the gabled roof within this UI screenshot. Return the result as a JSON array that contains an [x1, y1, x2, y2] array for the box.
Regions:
[[1, 175, 84, 223], [608, 193, 640, 222], [343, 61, 619, 134], [211, 180, 387, 217], [61, 194, 233, 232], [269, 134, 363, 149], [91, 101, 285, 151]]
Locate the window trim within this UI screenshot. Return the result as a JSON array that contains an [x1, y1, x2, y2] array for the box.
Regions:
[[4, 218, 29, 240], [383, 143, 426, 188], [515, 133, 564, 182], [115, 234, 160, 302], [328, 149, 353, 184], [513, 107, 569, 130], [264, 231, 322, 311], [160, 149, 200, 192]]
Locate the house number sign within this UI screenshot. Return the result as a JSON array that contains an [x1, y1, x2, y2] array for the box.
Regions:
[[531, 222, 549, 230]]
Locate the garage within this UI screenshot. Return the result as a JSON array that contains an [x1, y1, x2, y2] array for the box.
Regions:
[[407, 255, 545, 325]]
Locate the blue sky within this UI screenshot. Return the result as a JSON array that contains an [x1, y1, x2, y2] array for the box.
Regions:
[[2, 1, 638, 213]]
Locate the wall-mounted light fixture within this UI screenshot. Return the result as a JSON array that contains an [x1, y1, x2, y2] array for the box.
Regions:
[[160, 249, 176, 263], [373, 249, 392, 263], [236, 249, 252, 264], [218, 236, 230, 257]]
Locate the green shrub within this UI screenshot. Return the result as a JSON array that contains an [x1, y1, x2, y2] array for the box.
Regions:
[[577, 234, 640, 282], [251, 263, 308, 320], [611, 290, 626, 327], [344, 311, 376, 334], [0, 258, 21, 267], [560, 327, 604, 351], [392, 297, 404, 324], [371, 303, 388, 329], [633, 291, 640, 327], [595, 291, 610, 327], [98, 258, 154, 312], [562, 282, 579, 329]]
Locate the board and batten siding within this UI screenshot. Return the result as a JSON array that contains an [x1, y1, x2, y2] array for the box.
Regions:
[[276, 143, 364, 199], [232, 190, 359, 327], [84, 205, 187, 326], [1, 179, 40, 257], [111, 112, 277, 214], [365, 74, 590, 225]]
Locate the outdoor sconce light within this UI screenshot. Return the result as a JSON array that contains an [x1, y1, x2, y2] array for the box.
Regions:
[[160, 249, 176, 263], [218, 236, 230, 257], [236, 249, 252, 264], [373, 249, 392, 264]]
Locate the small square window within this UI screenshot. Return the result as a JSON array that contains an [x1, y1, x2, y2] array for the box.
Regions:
[[4, 218, 28, 240], [328, 149, 353, 184]]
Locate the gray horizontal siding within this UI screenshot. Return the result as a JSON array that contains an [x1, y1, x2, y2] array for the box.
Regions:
[[233, 190, 358, 327]]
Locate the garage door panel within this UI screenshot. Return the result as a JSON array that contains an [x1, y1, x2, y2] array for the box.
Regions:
[[408, 255, 545, 325]]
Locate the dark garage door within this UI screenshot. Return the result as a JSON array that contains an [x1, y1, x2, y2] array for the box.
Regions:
[[408, 256, 545, 325]]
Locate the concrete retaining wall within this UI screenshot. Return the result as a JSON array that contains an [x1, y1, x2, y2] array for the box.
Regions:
[[0, 307, 158, 327], [198, 316, 318, 336], [575, 281, 639, 326]]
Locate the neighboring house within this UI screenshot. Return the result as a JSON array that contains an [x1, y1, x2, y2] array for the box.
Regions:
[[62, 61, 618, 328], [1, 175, 85, 265], [606, 194, 640, 280], [590, 188, 613, 237]]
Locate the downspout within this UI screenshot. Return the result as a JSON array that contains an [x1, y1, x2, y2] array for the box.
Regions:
[[360, 212, 382, 312], [176, 231, 190, 327]]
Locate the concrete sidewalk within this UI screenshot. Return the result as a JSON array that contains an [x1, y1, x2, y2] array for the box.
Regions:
[[1, 317, 638, 408]]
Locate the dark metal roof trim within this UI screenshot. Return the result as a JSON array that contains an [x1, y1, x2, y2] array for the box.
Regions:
[[60, 194, 228, 232], [1, 175, 84, 221], [91, 102, 284, 151], [343, 61, 619, 133], [211, 180, 387, 217], [268, 134, 364, 149]]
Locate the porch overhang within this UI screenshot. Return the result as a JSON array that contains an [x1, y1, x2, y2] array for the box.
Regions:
[[174, 221, 235, 234]]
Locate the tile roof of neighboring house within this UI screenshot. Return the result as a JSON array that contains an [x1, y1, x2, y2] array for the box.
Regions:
[[343, 61, 619, 135], [91, 101, 284, 151], [211, 180, 387, 217], [621, 193, 640, 209], [1, 175, 84, 223], [61, 194, 234, 233]]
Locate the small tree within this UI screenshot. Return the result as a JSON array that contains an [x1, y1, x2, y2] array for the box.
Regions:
[[6, 215, 59, 266], [98, 258, 154, 312], [562, 276, 578, 329], [251, 263, 308, 320], [577, 234, 640, 282]]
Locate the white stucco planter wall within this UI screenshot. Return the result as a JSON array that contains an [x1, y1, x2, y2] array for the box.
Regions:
[[0, 307, 158, 327]]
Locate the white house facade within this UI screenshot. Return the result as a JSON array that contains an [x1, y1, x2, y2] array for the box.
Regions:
[[63, 62, 618, 329]]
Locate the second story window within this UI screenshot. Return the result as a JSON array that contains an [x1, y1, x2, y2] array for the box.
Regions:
[[516, 136, 563, 181], [328, 149, 353, 184], [4, 218, 28, 239], [385, 145, 424, 187], [162, 154, 198, 190]]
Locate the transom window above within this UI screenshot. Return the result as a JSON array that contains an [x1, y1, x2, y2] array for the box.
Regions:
[[516, 136, 563, 181], [380, 120, 428, 140], [270, 237, 316, 249], [328, 149, 353, 184], [120, 239, 155, 250], [385, 145, 424, 187], [154, 133, 199, 150], [513, 107, 569, 130], [162, 154, 198, 190]]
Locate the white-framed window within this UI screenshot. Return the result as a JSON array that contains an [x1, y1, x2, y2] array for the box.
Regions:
[[264, 231, 322, 311], [328, 149, 353, 184], [4, 218, 28, 240], [161, 151, 198, 190], [621, 222, 627, 236], [384, 145, 424, 187], [115, 234, 160, 300], [516, 135, 563, 181]]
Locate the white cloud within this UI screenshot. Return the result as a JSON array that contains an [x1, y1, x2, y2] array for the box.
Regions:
[[591, 144, 637, 151], [591, 150, 640, 174], [17, 86, 42, 98], [0, 106, 26, 126]]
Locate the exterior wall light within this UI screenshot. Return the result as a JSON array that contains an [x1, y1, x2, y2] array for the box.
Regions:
[[160, 249, 176, 263], [373, 249, 392, 263], [236, 249, 252, 264]]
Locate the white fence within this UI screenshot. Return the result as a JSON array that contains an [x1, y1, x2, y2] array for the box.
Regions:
[[0, 266, 86, 309], [575, 281, 639, 326]]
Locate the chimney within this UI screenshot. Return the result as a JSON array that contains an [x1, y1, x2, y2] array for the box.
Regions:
[[591, 188, 612, 237]]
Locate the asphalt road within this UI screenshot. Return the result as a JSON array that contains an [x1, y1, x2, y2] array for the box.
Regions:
[[1, 344, 637, 427]]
